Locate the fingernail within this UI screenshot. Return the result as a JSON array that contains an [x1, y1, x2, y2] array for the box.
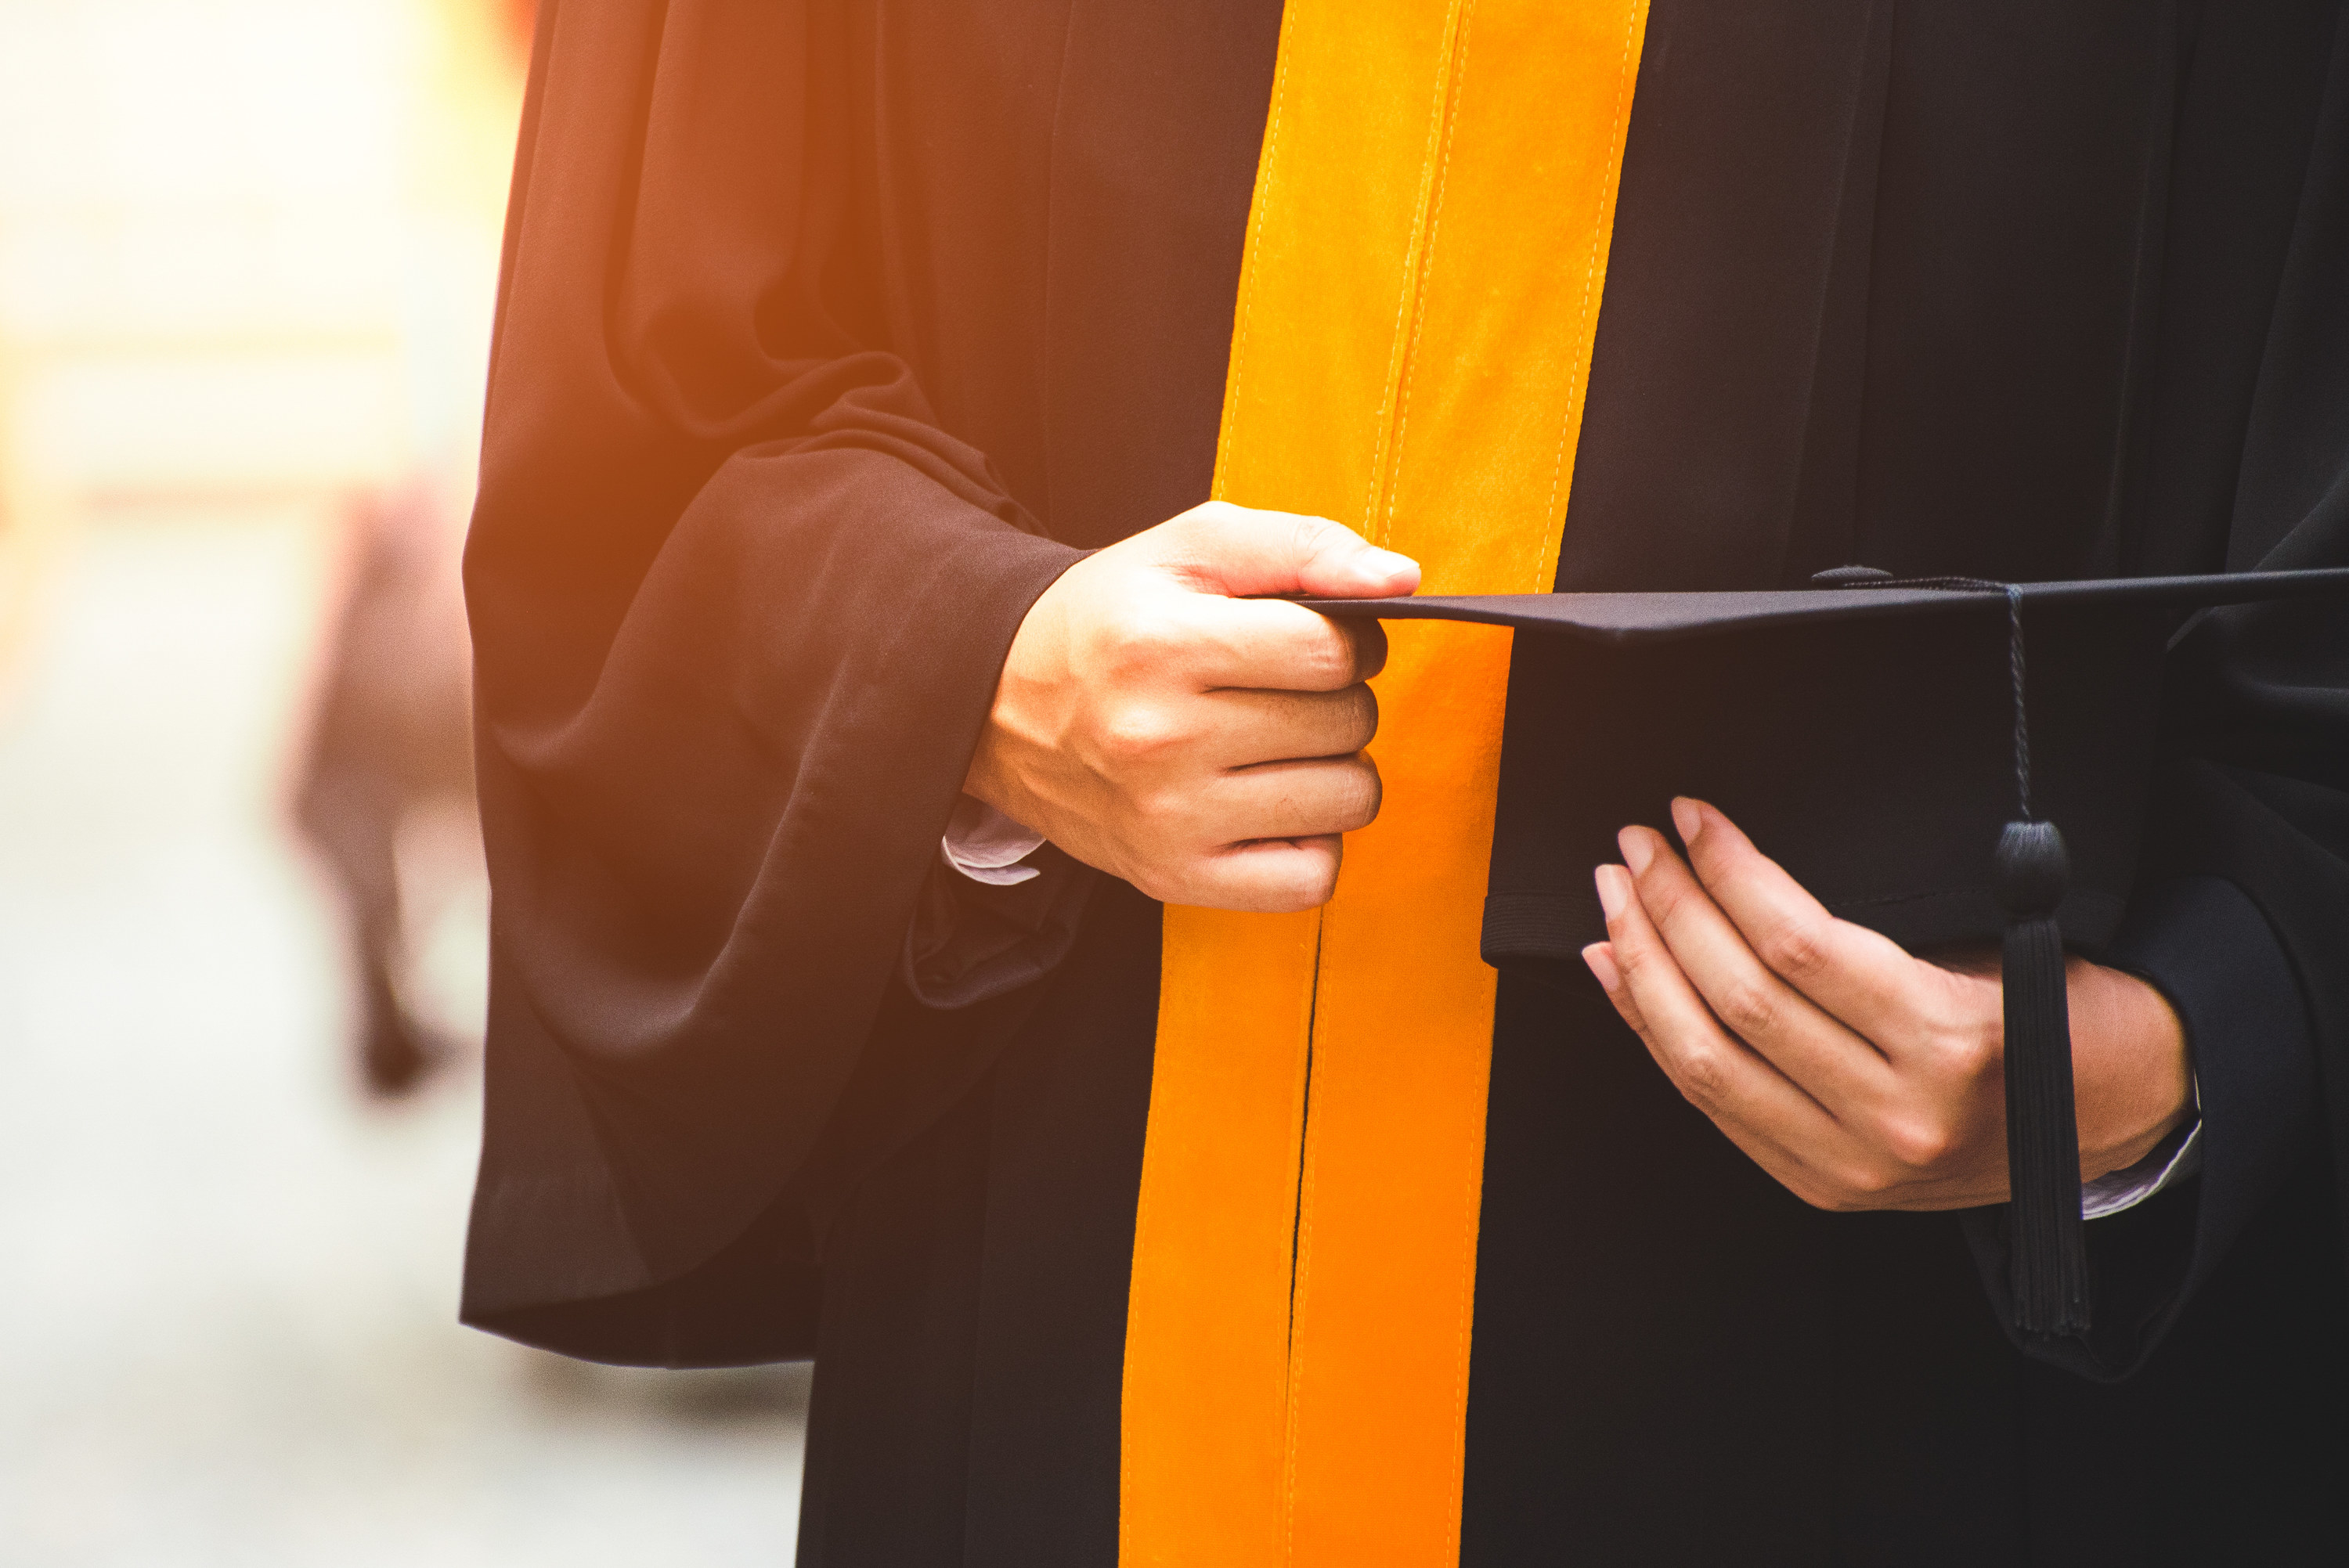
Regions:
[[1671, 797, 1702, 846], [1362, 548, 1417, 583], [1582, 942, 1621, 991], [1594, 864, 1627, 920], [1619, 828, 1654, 876]]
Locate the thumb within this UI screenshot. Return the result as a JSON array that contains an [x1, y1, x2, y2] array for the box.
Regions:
[[1161, 502, 1421, 600]]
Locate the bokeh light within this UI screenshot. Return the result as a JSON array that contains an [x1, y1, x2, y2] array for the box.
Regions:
[[0, 5, 808, 1563]]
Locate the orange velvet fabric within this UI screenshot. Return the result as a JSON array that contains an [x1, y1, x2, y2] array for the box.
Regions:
[[1120, 2, 1651, 1563]]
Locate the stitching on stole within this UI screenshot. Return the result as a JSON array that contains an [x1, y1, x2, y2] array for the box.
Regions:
[[1379, 0, 1481, 554], [1531, 0, 1644, 592], [1360, 2, 1471, 547], [1285, 13, 1474, 1558], [1409, 6, 1485, 1556]]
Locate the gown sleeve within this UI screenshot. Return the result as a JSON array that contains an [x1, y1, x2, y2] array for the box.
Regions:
[[457, 0, 1083, 1364], [1968, 27, 2349, 1380]]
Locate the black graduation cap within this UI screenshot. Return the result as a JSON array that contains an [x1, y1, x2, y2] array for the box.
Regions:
[[1306, 566, 2349, 1342]]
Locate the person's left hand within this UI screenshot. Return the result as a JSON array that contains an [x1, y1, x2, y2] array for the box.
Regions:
[[1582, 797, 2194, 1213]]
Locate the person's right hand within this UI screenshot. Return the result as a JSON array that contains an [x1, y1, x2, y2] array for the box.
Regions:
[[964, 501, 1420, 911]]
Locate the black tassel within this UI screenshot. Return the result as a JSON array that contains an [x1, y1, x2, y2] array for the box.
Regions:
[[1814, 569, 2093, 1336], [1994, 820, 2089, 1336], [1988, 581, 2089, 1337]]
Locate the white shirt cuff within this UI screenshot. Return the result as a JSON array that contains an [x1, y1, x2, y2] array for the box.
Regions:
[[940, 795, 1047, 886], [2080, 1074, 2203, 1220]]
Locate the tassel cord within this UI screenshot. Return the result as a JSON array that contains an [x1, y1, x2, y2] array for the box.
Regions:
[[1817, 568, 2092, 1337]]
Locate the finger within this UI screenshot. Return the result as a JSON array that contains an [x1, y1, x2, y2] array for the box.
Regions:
[[1594, 903, 2001, 1213], [1597, 862, 1845, 1147], [1587, 922, 1840, 1191], [1670, 798, 1946, 1054], [1188, 753, 1381, 845], [1588, 939, 1879, 1211], [1176, 834, 1346, 913], [1585, 941, 1661, 1049], [1619, 824, 1893, 1115], [1159, 501, 1420, 600], [1582, 940, 1629, 1003], [1175, 594, 1388, 691], [1196, 683, 1378, 770]]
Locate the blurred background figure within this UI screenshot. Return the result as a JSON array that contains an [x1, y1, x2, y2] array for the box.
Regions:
[[290, 0, 509, 1101], [294, 432, 479, 1098], [0, 2, 806, 1563]]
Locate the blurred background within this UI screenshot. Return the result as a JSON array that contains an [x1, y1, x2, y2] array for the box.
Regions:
[[0, 3, 809, 1563]]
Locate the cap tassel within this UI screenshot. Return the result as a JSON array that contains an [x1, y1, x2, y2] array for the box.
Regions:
[[1989, 579, 2090, 1338], [1994, 820, 2089, 1336], [1815, 569, 2091, 1337]]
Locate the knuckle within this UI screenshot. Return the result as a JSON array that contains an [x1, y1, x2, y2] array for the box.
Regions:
[[1296, 634, 1355, 690], [1759, 917, 1831, 982], [1097, 702, 1182, 766], [1612, 932, 1663, 980], [1291, 513, 1355, 565], [1676, 1044, 1729, 1108], [1103, 611, 1188, 672], [1951, 1030, 2000, 1085], [1640, 878, 1694, 928], [1882, 1114, 1954, 1171], [1716, 977, 1780, 1040], [1127, 784, 1192, 836], [1925, 1017, 1998, 1084]]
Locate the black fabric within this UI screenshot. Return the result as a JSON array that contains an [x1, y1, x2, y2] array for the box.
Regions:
[[902, 842, 1098, 1010], [461, 0, 1087, 1324], [1465, 0, 2349, 1562], [1477, 598, 2156, 975], [1961, 875, 2324, 1380], [956, 881, 1160, 1567], [2014, 1157, 2349, 1568], [1325, 564, 2349, 1347], [461, 0, 1272, 1339], [1463, 974, 2027, 1568], [462, 0, 2349, 1563], [1466, 975, 2349, 1568], [796, 884, 1158, 1568], [460, 0, 1273, 1560]]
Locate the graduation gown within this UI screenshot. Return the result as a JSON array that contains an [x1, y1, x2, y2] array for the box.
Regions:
[[462, 2, 2349, 1563]]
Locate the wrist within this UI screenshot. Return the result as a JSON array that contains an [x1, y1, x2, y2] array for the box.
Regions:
[[965, 571, 1081, 814], [2069, 957, 2193, 1178]]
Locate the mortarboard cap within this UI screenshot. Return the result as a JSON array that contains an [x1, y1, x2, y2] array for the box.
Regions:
[[1307, 566, 2349, 1343]]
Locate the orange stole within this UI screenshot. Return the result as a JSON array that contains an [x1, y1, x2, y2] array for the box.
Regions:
[[1120, 2, 1651, 1564]]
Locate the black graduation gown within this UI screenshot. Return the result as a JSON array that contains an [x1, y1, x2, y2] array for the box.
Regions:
[[462, 2, 2349, 1563]]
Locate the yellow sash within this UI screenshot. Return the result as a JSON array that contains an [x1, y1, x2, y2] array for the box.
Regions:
[[1122, 2, 1650, 1562]]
